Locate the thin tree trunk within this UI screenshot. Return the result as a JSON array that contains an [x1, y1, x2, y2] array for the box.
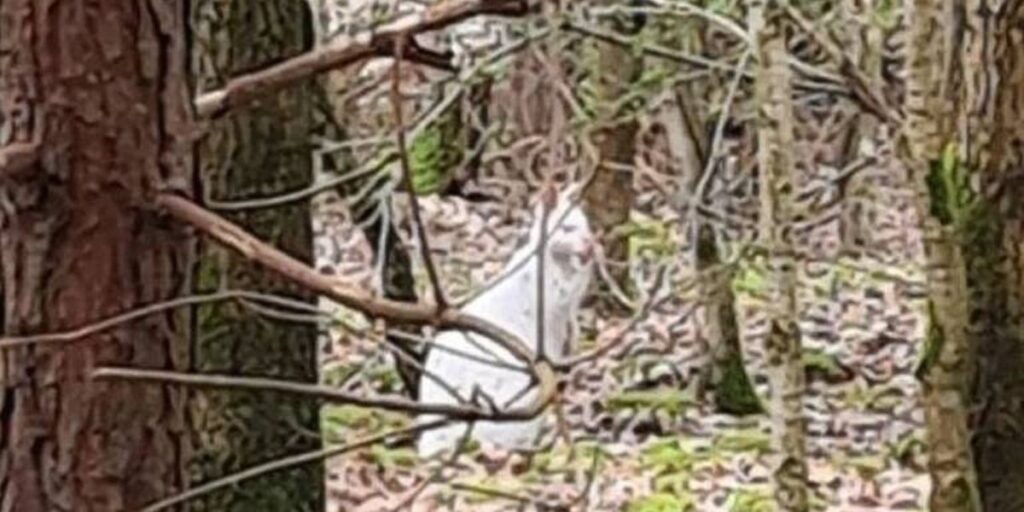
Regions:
[[585, 8, 641, 295], [697, 225, 761, 415], [0, 1, 193, 510], [901, 1, 982, 510], [189, 2, 324, 510], [750, 1, 809, 509]]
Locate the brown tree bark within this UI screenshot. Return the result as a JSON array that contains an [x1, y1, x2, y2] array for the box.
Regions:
[[901, 1, 981, 510], [0, 1, 194, 511], [188, 1, 324, 511], [958, 1, 1024, 507], [585, 9, 642, 295]]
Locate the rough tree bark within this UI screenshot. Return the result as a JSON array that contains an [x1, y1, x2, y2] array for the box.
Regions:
[[189, 1, 324, 510], [958, 1, 1024, 508], [901, 1, 981, 510], [0, 1, 193, 511], [750, 1, 809, 509]]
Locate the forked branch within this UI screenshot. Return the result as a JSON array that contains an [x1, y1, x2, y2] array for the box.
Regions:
[[194, 0, 529, 118]]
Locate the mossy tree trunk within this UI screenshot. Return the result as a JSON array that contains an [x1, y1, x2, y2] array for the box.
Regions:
[[750, 1, 809, 509], [0, 1, 193, 510], [901, 1, 982, 510], [696, 225, 761, 415], [189, 2, 324, 511]]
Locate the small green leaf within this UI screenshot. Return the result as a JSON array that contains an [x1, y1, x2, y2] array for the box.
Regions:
[[629, 492, 695, 512]]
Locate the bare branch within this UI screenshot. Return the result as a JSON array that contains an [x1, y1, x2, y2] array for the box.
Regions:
[[194, 0, 529, 118], [391, 34, 448, 310], [783, 3, 903, 125], [0, 290, 316, 350], [156, 193, 537, 366], [92, 367, 550, 422], [137, 419, 449, 512], [564, 20, 848, 97]]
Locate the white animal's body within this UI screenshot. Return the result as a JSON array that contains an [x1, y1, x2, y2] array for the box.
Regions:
[[417, 189, 595, 457]]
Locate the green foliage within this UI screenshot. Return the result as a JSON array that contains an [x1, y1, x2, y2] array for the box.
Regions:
[[321, 405, 409, 443], [321, 364, 359, 387], [454, 477, 526, 504], [367, 365, 402, 393], [368, 444, 418, 469], [628, 492, 696, 512], [728, 490, 774, 512], [408, 113, 462, 195], [871, 0, 899, 29], [716, 348, 764, 415], [625, 214, 677, 262], [926, 142, 976, 228], [915, 301, 944, 381], [714, 428, 771, 455], [608, 389, 699, 417], [802, 348, 852, 383], [842, 380, 902, 411], [642, 438, 696, 474], [732, 254, 770, 297]]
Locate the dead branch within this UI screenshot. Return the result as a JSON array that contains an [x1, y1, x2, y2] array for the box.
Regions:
[[194, 0, 529, 118], [391, 34, 448, 310], [783, 3, 903, 125], [156, 193, 537, 366], [564, 20, 849, 97], [0, 290, 317, 350], [92, 367, 549, 422], [137, 419, 449, 512]]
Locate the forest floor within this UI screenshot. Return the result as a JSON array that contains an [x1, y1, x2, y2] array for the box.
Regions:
[[314, 192, 930, 512]]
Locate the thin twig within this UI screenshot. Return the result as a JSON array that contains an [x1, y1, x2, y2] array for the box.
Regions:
[[138, 420, 449, 512], [387, 329, 532, 373], [194, 0, 529, 117], [783, 3, 903, 125], [391, 33, 447, 310], [205, 156, 389, 211], [564, 20, 849, 97], [387, 423, 477, 511], [687, 48, 752, 262], [553, 267, 670, 370], [380, 335, 468, 404], [535, 186, 554, 362], [0, 290, 316, 350], [92, 367, 549, 421]]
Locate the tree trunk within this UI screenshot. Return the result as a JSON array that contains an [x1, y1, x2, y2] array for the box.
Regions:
[[901, 1, 982, 510], [189, 2, 324, 510], [697, 225, 761, 415], [750, 1, 809, 509], [958, 1, 1024, 508], [0, 1, 193, 511], [585, 8, 641, 296]]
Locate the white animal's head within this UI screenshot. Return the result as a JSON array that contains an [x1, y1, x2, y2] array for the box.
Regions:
[[527, 185, 595, 308]]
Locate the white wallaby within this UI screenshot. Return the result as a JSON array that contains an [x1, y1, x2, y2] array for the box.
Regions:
[[416, 185, 595, 457]]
